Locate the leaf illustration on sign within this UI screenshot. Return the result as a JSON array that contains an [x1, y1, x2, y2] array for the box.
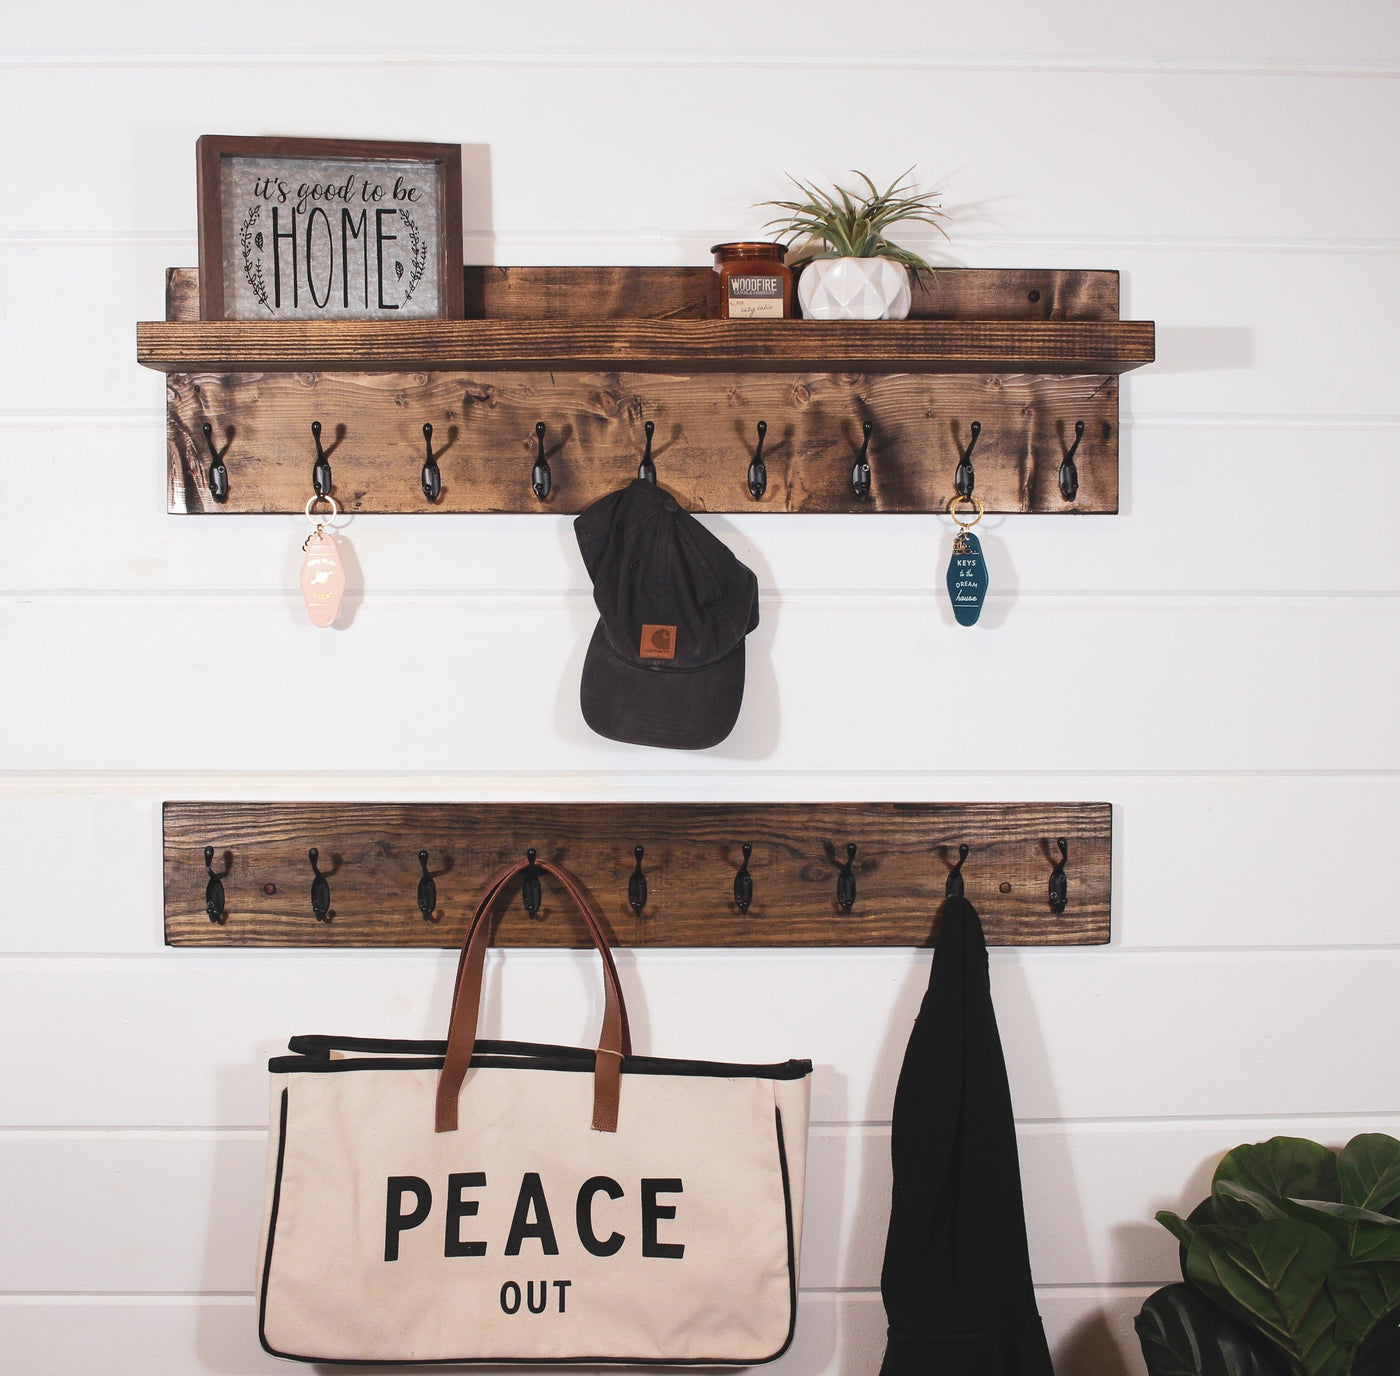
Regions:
[[237, 205, 272, 314], [946, 531, 989, 627], [400, 209, 428, 305]]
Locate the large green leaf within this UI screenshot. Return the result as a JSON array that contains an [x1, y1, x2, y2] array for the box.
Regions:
[[1216, 1181, 1292, 1229], [1215, 1139, 1341, 1212], [1339, 1135, 1400, 1217], [1163, 1210, 1203, 1251], [1136, 1284, 1290, 1376], [1352, 1303, 1400, 1376], [1281, 1198, 1400, 1253], [1322, 1214, 1400, 1350], [1186, 1220, 1345, 1376], [1161, 1198, 1219, 1280], [1330, 1258, 1400, 1350]]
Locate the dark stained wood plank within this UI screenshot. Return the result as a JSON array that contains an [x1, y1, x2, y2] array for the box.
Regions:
[[168, 369, 1118, 514], [166, 267, 200, 323], [166, 801, 1111, 949], [164, 265, 1121, 324], [463, 265, 713, 321], [137, 317, 1154, 375]]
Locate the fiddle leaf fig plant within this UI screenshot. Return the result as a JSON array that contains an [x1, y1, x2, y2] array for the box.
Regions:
[[1138, 1135, 1400, 1376]]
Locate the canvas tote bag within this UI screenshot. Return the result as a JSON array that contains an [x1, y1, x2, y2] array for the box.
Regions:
[[256, 855, 813, 1365]]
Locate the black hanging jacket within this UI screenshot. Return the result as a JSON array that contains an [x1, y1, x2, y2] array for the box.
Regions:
[[878, 895, 1055, 1376]]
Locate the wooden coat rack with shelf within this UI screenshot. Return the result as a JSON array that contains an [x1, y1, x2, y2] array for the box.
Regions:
[[166, 800, 1112, 949], [137, 266, 1152, 517]]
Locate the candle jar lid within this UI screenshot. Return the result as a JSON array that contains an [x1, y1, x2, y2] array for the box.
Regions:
[[710, 241, 789, 262]]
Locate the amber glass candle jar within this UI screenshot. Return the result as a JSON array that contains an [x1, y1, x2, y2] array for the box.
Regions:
[[708, 242, 793, 319]]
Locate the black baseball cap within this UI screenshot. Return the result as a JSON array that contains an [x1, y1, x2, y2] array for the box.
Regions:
[[575, 479, 760, 750]]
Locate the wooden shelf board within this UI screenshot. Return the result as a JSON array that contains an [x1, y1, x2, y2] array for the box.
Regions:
[[137, 317, 1155, 376], [165, 801, 1112, 949], [165, 264, 1125, 325], [167, 368, 1120, 515]]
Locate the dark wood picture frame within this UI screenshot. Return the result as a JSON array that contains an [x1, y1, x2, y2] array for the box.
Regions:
[[195, 135, 464, 321]]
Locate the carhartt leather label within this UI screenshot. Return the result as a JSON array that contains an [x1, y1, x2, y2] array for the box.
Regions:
[[640, 625, 677, 659]]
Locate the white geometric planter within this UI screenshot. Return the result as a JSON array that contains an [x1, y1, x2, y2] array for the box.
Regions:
[[797, 257, 913, 320]]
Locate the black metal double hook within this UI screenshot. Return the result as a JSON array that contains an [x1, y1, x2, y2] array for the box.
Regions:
[[748, 423, 768, 500], [200, 424, 230, 504], [837, 843, 858, 913], [311, 422, 333, 498], [421, 424, 442, 503], [637, 420, 657, 484], [946, 843, 970, 898], [1049, 838, 1069, 914], [734, 843, 754, 914], [852, 423, 873, 501], [955, 422, 982, 498], [532, 422, 551, 501], [308, 848, 332, 922], [522, 848, 543, 918], [204, 845, 228, 923], [1060, 421, 1084, 502], [628, 846, 648, 916], [417, 850, 439, 922]]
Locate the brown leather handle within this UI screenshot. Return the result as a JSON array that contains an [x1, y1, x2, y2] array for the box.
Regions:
[[435, 858, 632, 1135]]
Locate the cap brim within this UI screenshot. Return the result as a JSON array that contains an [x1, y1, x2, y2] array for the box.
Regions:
[[580, 622, 746, 750]]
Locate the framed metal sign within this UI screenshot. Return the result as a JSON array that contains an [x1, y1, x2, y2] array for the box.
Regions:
[[196, 135, 464, 321]]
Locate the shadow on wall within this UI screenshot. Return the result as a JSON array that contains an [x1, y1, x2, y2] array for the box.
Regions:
[[1148, 328, 1253, 375], [461, 144, 494, 266], [1058, 1306, 1139, 1376], [201, 1061, 273, 1374]]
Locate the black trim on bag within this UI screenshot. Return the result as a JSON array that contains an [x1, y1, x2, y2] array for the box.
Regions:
[[256, 1087, 289, 1359], [255, 1084, 806, 1366], [270, 1036, 812, 1083], [766, 1105, 800, 1365]]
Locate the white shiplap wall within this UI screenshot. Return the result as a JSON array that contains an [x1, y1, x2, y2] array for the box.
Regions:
[[2, 3, 1398, 1372]]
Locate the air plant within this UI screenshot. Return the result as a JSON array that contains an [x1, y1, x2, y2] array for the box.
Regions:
[[759, 169, 948, 286]]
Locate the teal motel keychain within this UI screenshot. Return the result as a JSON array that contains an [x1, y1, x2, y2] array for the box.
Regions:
[[946, 493, 988, 626]]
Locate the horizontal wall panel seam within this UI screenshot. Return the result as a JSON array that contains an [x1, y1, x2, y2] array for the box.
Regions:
[[6, 412, 1400, 430], [1, 51, 1397, 76], [5, 767, 1400, 782], [7, 946, 1400, 962], [3, 949, 1399, 968], [0, 1283, 1159, 1303], [5, 1111, 1396, 1136], [6, 231, 1400, 253], [7, 591, 1400, 607]]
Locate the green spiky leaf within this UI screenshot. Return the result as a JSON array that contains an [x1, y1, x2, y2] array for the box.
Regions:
[[758, 168, 948, 286]]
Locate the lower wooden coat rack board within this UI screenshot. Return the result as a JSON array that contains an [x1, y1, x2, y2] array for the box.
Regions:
[[138, 266, 1153, 515], [166, 801, 1112, 948]]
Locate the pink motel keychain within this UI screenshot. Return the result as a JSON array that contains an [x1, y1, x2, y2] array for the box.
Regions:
[[300, 493, 347, 628]]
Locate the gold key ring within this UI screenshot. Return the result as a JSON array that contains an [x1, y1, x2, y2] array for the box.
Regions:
[[304, 493, 340, 525], [303, 494, 340, 550], [947, 492, 984, 529]]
